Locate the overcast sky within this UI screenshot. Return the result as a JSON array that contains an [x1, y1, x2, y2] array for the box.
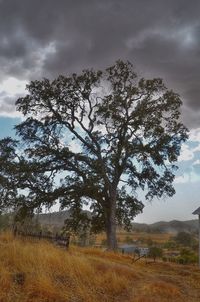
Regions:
[[0, 0, 200, 223]]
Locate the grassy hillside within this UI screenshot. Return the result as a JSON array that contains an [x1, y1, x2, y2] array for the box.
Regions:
[[0, 232, 199, 302]]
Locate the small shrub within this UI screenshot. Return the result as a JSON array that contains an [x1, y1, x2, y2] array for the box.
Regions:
[[13, 272, 26, 285], [176, 248, 198, 264], [148, 247, 163, 262]]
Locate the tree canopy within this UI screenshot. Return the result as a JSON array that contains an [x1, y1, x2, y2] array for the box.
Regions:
[[0, 60, 188, 249]]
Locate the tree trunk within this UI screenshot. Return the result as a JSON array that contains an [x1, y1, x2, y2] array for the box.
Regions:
[[106, 190, 117, 250]]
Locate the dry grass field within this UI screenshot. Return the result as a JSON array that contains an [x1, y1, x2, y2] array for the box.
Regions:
[[95, 230, 171, 245], [0, 232, 199, 302]]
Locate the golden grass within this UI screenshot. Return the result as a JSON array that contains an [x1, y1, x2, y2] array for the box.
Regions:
[[95, 230, 171, 245], [0, 232, 199, 302]]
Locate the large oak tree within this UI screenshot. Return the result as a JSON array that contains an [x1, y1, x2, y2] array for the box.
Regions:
[[0, 61, 188, 249]]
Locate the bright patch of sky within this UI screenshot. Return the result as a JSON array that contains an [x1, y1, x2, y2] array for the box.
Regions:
[[0, 116, 21, 139], [0, 77, 26, 118], [0, 77, 27, 95], [175, 128, 200, 185], [135, 128, 200, 223], [135, 181, 200, 223]]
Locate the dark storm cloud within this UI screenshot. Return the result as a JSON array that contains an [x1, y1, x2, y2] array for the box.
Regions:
[[0, 0, 200, 127]]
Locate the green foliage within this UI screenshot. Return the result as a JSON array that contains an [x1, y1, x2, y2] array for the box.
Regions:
[[163, 240, 177, 249], [0, 60, 188, 249], [176, 248, 198, 264], [148, 246, 163, 261]]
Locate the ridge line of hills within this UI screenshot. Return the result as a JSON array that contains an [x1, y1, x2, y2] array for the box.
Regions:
[[37, 210, 198, 234]]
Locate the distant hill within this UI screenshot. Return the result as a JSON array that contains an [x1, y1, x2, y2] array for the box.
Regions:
[[37, 210, 198, 234], [37, 210, 91, 228], [132, 219, 198, 234], [37, 210, 71, 227]]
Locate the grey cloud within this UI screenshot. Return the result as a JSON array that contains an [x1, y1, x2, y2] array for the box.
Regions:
[[0, 0, 199, 127], [182, 105, 200, 129], [0, 93, 23, 116], [0, 95, 16, 114]]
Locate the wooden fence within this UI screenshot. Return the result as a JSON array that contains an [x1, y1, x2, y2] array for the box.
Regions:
[[14, 229, 70, 249]]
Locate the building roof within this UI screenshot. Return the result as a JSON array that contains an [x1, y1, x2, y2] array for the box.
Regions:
[[192, 206, 200, 215], [118, 244, 137, 249]]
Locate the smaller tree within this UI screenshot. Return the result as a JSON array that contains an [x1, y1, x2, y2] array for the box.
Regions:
[[177, 248, 198, 264], [163, 240, 177, 249], [148, 246, 163, 262]]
